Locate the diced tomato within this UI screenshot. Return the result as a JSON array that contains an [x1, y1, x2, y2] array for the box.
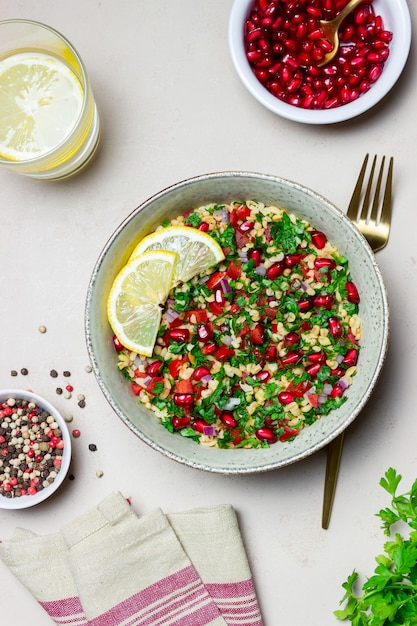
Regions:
[[226, 260, 242, 279], [235, 229, 251, 248], [247, 323, 265, 345], [279, 426, 299, 442], [216, 345, 235, 361], [168, 357, 188, 379], [168, 316, 184, 329], [208, 300, 225, 316], [237, 204, 251, 220], [230, 303, 241, 315], [206, 271, 227, 290], [133, 369, 147, 379], [146, 377, 165, 395], [286, 380, 311, 398], [131, 382, 143, 396], [184, 309, 208, 324], [307, 393, 319, 408], [174, 379, 194, 394]]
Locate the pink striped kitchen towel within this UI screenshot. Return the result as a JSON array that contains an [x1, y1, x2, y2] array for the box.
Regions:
[[0, 492, 264, 626]]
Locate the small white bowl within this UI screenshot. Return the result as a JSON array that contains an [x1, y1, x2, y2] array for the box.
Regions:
[[228, 0, 411, 124], [0, 390, 71, 510]]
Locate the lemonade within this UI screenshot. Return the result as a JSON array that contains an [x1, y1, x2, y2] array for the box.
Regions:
[[0, 20, 100, 180]]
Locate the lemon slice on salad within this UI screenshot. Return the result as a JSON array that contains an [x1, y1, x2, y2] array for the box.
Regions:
[[107, 250, 178, 356], [129, 225, 225, 284]]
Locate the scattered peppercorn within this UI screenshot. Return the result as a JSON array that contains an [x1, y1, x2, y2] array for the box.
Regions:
[[10, 370, 17, 377], [50, 369, 58, 378], [20, 368, 28, 376], [96, 469, 104, 478], [72, 429, 81, 438], [56, 387, 63, 395], [85, 365, 92, 373], [78, 399, 86, 408], [63, 371, 71, 377], [38, 325, 47, 333], [88, 444, 97, 452], [65, 385, 74, 392], [68, 474, 75, 481]]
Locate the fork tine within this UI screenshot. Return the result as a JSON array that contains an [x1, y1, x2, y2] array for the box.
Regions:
[[346, 153, 369, 222], [369, 155, 385, 224], [379, 156, 394, 227]]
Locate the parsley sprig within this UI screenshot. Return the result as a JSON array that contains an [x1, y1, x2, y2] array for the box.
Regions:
[[335, 468, 417, 625]]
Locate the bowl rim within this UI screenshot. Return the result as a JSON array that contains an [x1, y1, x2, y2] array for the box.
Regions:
[[0, 389, 72, 509], [85, 170, 390, 474], [228, 0, 412, 124]]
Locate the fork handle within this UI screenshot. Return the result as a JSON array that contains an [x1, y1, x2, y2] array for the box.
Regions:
[[322, 431, 345, 529]]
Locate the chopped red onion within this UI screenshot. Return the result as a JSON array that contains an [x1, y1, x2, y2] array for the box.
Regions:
[[221, 334, 233, 346], [220, 278, 232, 293], [255, 265, 267, 276], [203, 425, 215, 437], [213, 209, 230, 223], [199, 274, 210, 284], [201, 374, 212, 384], [238, 251, 248, 262], [339, 377, 349, 390], [323, 383, 333, 396], [165, 308, 180, 323]]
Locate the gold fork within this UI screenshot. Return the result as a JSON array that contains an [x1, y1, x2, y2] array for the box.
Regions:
[[322, 154, 394, 529]]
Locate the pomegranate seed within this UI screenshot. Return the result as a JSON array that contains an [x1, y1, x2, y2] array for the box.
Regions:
[[278, 391, 294, 405], [346, 281, 360, 303], [310, 230, 327, 249], [284, 331, 300, 347], [173, 393, 194, 407], [168, 328, 190, 343], [172, 416, 191, 430], [254, 370, 271, 383], [112, 335, 125, 352], [330, 382, 345, 398], [267, 261, 285, 280], [197, 222, 209, 232], [305, 362, 321, 378], [342, 348, 359, 367], [313, 294, 334, 309], [193, 366, 211, 381], [244, 0, 391, 111], [248, 248, 262, 266], [193, 419, 212, 434], [220, 412, 238, 428], [328, 317, 342, 337], [146, 361, 163, 376], [197, 324, 213, 342], [307, 351, 326, 364], [264, 345, 277, 361], [256, 427, 277, 443], [281, 351, 302, 365]]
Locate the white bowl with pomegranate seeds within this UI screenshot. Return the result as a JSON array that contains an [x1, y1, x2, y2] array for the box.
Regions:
[[86, 171, 389, 474], [0, 389, 72, 509], [228, 0, 411, 124]]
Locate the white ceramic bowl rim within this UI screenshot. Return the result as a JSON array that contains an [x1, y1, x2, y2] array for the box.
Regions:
[[86, 170, 389, 474], [0, 389, 71, 510], [228, 0, 412, 124]]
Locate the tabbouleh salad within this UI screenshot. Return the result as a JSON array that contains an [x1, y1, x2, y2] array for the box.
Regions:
[[114, 200, 361, 448]]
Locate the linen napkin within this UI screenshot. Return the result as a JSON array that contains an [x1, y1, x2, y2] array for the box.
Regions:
[[0, 493, 264, 626]]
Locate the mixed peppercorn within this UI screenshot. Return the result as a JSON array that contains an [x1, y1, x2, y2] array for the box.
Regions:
[[114, 200, 361, 448], [0, 397, 65, 497]]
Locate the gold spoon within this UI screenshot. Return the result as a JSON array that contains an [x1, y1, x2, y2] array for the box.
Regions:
[[317, 0, 365, 67]]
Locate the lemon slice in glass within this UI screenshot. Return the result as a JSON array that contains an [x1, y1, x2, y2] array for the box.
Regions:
[[0, 52, 83, 160], [129, 225, 225, 284], [107, 250, 178, 356]]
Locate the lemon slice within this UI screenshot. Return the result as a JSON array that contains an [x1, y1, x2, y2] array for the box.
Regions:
[[107, 250, 178, 356], [129, 226, 225, 284], [0, 52, 83, 160]]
